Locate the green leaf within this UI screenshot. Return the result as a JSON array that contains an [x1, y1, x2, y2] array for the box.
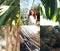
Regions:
[[0, 6, 16, 25], [0, 0, 4, 5], [41, 0, 57, 19]]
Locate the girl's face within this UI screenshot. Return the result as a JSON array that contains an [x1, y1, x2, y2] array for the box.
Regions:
[[30, 10, 34, 15]]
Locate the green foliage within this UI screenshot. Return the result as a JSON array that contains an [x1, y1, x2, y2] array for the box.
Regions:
[[34, 4, 40, 13], [0, 0, 20, 25], [56, 8, 60, 24], [0, 6, 16, 25], [41, 0, 57, 19], [6, 0, 20, 6], [0, 0, 4, 5], [40, 0, 60, 24], [6, 6, 20, 25]]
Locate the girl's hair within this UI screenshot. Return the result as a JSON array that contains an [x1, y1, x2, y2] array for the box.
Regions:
[[28, 9, 37, 19]]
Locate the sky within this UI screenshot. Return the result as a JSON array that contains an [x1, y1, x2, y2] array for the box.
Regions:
[[57, 0, 60, 8], [20, 0, 40, 9]]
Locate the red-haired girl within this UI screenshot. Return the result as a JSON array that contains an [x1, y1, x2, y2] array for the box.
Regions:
[[28, 9, 37, 25]]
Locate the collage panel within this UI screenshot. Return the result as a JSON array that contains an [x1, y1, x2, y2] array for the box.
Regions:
[[0, 5, 20, 25], [20, 25, 40, 51], [40, 26, 60, 51], [20, 0, 40, 25], [0, 25, 20, 51], [40, 0, 60, 26]]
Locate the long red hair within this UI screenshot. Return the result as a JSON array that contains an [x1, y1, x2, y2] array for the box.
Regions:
[[28, 9, 37, 19]]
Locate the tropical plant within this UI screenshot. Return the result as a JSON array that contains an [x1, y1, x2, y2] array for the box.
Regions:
[[41, 0, 60, 24], [0, 0, 20, 25]]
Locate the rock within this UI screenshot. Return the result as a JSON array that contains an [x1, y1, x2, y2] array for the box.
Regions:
[[40, 26, 60, 51]]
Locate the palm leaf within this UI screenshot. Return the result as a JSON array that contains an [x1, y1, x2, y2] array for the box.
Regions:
[[0, 0, 20, 25], [0, 6, 20, 25]]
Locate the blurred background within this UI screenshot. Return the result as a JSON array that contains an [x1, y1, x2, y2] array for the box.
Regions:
[[40, 0, 60, 26]]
